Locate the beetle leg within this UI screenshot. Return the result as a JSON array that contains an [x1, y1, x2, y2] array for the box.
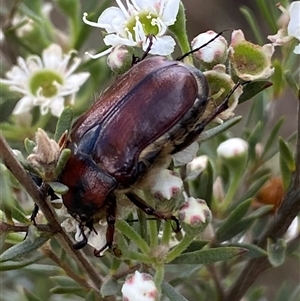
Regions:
[[94, 196, 117, 257], [125, 192, 180, 232]]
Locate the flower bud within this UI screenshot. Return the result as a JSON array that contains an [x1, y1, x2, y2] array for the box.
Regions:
[[217, 138, 248, 176], [203, 64, 243, 122], [185, 155, 208, 181], [121, 271, 159, 301], [217, 138, 248, 159], [191, 30, 228, 69], [178, 197, 212, 235], [107, 45, 134, 74], [143, 168, 183, 214], [229, 29, 275, 80]]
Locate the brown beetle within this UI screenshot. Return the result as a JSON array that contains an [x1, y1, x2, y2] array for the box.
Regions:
[[60, 55, 231, 255]]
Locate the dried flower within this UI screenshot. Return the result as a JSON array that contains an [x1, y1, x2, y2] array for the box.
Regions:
[[229, 29, 275, 80], [203, 64, 243, 123]]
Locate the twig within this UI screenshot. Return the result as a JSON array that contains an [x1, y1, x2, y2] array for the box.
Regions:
[[41, 246, 98, 293], [207, 264, 225, 300], [0, 222, 54, 233], [0, 133, 104, 291]]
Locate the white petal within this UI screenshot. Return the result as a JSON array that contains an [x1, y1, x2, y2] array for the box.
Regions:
[[12, 96, 34, 115], [288, 2, 300, 39], [172, 142, 199, 167], [85, 47, 113, 59], [42, 44, 64, 69], [104, 34, 137, 47], [49, 96, 65, 117], [161, 0, 180, 25], [147, 35, 175, 55], [98, 7, 127, 33], [66, 72, 90, 86], [293, 43, 300, 54], [115, 0, 130, 18]]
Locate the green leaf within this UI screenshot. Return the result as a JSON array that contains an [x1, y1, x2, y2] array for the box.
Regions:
[[247, 121, 263, 161], [48, 181, 69, 194], [279, 137, 295, 190], [239, 6, 264, 45], [239, 81, 272, 103], [169, 2, 190, 60], [267, 238, 286, 267], [255, 0, 278, 32], [182, 240, 209, 254], [85, 290, 99, 301], [216, 199, 252, 241], [54, 107, 73, 142], [225, 243, 267, 258], [199, 116, 242, 142], [24, 138, 36, 154], [101, 276, 120, 297], [284, 70, 300, 96], [51, 276, 78, 287], [272, 60, 284, 98], [0, 255, 43, 271], [169, 247, 246, 264], [162, 281, 190, 301], [238, 174, 270, 202], [261, 117, 285, 160], [50, 286, 86, 296], [0, 233, 52, 262], [23, 288, 43, 301], [11, 206, 30, 224], [54, 148, 71, 178]]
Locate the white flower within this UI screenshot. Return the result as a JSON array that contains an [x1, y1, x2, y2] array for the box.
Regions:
[[267, 2, 300, 54], [191, 30, 228, 67], [121, 271, 159, 301], [0, 44, 90, 117], [288, 1, 300, 54], [83, 0, 180, 58]]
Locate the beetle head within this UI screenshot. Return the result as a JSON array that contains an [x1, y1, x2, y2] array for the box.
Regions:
[[60, 152, 117, 226]]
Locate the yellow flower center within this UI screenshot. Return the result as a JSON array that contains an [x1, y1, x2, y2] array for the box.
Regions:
[[29, 70, 64, 98], [126, 12, 160, 39]]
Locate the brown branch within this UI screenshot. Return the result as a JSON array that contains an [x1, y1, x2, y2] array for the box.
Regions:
[[0, 222, 54, 233], [0, 133, 104, 291], [224, 93, 300, 301]]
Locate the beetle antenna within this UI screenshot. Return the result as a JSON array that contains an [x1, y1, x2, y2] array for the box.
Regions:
[[176, 29, 231, 61], [132, 34, 155, 65]]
